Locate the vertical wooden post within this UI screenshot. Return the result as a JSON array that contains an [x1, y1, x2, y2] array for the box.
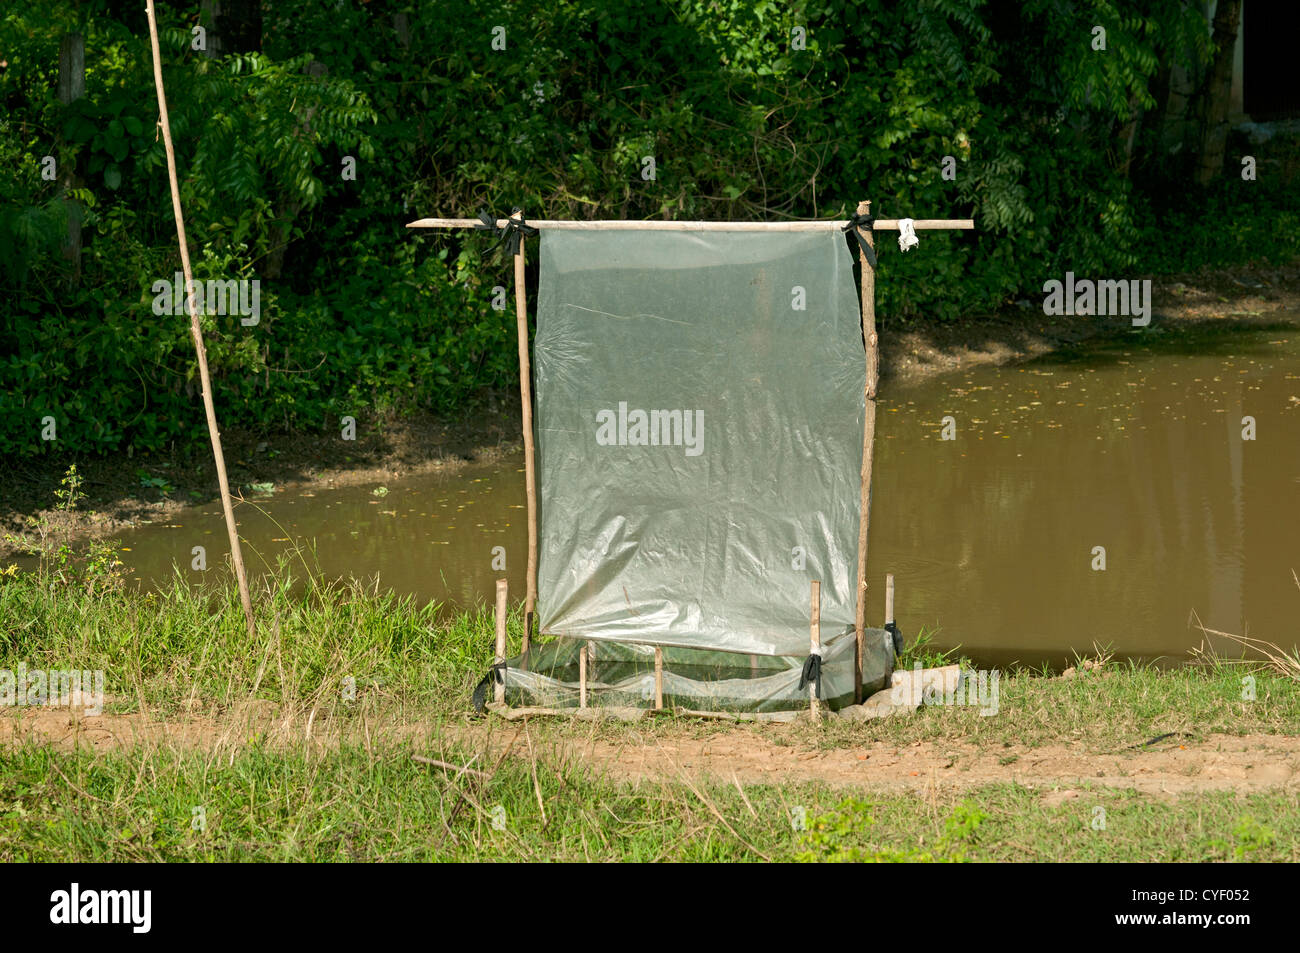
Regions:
[[809, 580, 821, 717], [654, 646, 664, 710], [493, 578, 508, 705], [57, 31, 85, 284], [145, 0, 255, 643], [885, 573, 895, 629], [578, 643, 588, 709], [853, 199, 878, 703], [512, 210, 538, 655]]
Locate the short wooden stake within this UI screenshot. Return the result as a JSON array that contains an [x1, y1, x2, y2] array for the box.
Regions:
[[511, 210, 538, 655], [810, 580, 821, 717], [885, 573, 895, 629], [853, 199, 878, 704], [578, 643, 588, 709], [654, 646, 664, 710], [493, 578, 508, 705]]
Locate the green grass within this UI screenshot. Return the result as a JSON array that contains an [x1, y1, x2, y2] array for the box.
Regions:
[[0, 563, 503, 717], [2, 743, 1296, 862]]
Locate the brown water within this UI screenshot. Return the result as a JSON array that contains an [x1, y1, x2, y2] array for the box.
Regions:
[[97, 467, 531, 611], [70, 323, 1300, 668]]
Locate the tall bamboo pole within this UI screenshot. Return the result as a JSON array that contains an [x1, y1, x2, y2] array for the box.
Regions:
[[853, 200, 878, 704], [511, 211, 538, 655], [145, 0, 255, 642]]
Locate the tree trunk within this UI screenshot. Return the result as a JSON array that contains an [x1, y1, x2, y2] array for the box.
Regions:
[[1194, 0, 1242, 186], [57, 32, 85, 286], [199, 0, 262, 57], [1139, 61, 1173, 175], [1116, 90, 1143, 178]]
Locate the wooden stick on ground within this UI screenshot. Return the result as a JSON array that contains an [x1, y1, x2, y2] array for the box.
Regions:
[[853, 199, 878, 703], [412, 756, 491, 781], [494, 578, 508, 705], [810, 580, 821, 717], [144, 0, 254, 642], [511, 210, 538, 655]]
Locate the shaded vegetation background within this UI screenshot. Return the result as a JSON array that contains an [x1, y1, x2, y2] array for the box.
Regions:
[[1, 0, 1296, 458]]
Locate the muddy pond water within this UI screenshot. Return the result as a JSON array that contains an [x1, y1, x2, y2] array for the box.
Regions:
[[86, 323, 1299, 669]]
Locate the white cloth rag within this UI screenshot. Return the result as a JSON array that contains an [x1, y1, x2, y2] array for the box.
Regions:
[[898, 218, 919, 252]]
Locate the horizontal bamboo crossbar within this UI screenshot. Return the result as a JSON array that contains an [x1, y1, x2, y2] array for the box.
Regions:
[[407, 217, 973, 231]]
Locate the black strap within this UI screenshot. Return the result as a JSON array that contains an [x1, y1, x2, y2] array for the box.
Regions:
[[798, 653, 823, 699], [474, 207, 538, 256], [843, 212, 877, 267], [884, 621, 903, 655], [471, 661, 507, 714]]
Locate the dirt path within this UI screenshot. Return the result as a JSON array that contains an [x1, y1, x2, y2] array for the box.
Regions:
[[5, 702, 1296, 797], [567, 730, 1299, 797]]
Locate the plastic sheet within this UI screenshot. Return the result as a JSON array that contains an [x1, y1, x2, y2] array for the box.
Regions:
[[502, 626, 895, 713], [533, 228, 866, 659]]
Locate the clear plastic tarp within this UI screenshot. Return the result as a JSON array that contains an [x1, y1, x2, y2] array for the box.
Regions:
[[502, 627, 895, 713]]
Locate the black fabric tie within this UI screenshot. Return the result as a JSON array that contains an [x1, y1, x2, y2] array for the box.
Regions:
[[884, 621, 903, 655], [843, 212, 878, 267], [798, 653, 823, 699], [475, 207, 538, 256], [471, 661, 507, 714]]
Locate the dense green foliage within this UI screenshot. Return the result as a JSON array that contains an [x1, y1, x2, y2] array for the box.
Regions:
[[2, 0, 1296, 457]]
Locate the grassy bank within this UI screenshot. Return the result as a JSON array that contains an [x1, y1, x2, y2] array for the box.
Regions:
[[0, 568, 1295, 724], [2, 567, 1298, 741]]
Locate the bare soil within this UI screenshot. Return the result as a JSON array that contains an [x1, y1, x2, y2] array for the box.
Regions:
[[567, 728, 1299, 797], [4, 259, 1298, 561]]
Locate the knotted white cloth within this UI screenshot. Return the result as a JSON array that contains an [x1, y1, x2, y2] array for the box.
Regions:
[[898, 217, 919, 252]]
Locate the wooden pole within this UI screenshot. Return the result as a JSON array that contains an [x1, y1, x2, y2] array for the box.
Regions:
[[145, 0, 255, 643], [409, 218, 973, 232], [511, 211, 538, 655], [578, 643, 588, 709], [654, 646, 664, 710], [56, 31, 85, 285], [853, 200, 879, 704], [809, 580, 821, 717], [885, 573, 895, 629], [493, 578, 508, 705]]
